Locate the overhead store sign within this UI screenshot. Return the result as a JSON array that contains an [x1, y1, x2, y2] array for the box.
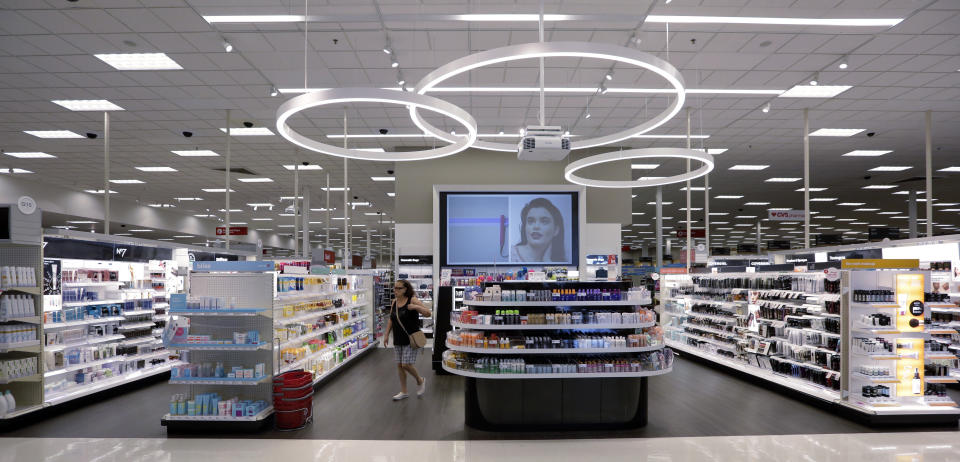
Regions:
[[399, 255, 432, 265], [827, 248, 882, 261], [676, 229, 705, 238], [768, 210, 805, 221], [216, 226, 248, 236], [841, 259, 919, 269], [868, 227, 900, 241]]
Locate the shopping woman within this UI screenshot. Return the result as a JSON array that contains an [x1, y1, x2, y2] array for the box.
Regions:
[[385, 279, 431, 400]]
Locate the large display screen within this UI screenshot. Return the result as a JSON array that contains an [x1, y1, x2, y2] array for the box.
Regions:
[[440, 191, 579, 266]]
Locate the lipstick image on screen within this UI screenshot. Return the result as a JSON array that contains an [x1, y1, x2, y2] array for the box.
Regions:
[[499, 214, 508, 258]]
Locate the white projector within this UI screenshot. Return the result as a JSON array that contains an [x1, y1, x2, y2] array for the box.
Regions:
[[517, 125, 571, 161]]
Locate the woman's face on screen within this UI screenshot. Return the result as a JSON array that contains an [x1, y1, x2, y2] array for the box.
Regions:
[[524, 207, 558, 247]]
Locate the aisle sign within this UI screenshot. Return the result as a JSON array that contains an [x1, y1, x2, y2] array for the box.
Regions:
[[676, 229, 706, 238], [17, 196, 36, 215], [216, 226, 248, 236], [768, 210, 805, 221]]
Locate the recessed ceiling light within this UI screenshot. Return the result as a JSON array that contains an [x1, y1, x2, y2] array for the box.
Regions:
[[66, 220, 98, 224], [729, 165, 769, 170], [843, 150, 891, 157], [868, 166, 911, 172], [768, 208, 791, 211], [5, 152, 56, 159], [631, 164, 660, 169], [647, 202, 673, 205], [251, 218, 274, 221], [23, 130, 83, 138], [862, 185, 896, 189], [175, 197, 203, 201], [778, 85, 851, 98], [237, 177, 274, 183], [321, 187, 350, 192], [0, 168, 33, 174], [387, 192, 396, 197], [218, 209, 242, 212], [939, 208, 960, 212], [765, 178, 801, 182], [52, 100, 124, 111], [934, 203, 959, 207], [157, 238, 174, 241], [851, 222, 868, 225], [937, 166, 960, 172], [283, 164, 322, 170], [229, 222, 247, 225], [109, 179, 144, 184], [371, 176, 395, 181], [813, 215, 835, 219], [94, 53, 182, 70], [715, 195, 744, 199], [52, 225, 76, 230], [809, 128, 864, 137], [809, 197, 837, 202], [247, 203, 274, 207], [172, 150, 219, 157], [795, 187, 827, 192], [836, 218, 856, 222], [202, 188, 236, 192], [680, 186, 710, 191], [136, 166, 178, 172], [84, 189, 118, 194], [219, 127, 274, 136], [679, 207, 703, 211], [854, 208, 880, 211], [644, 15, 902, 26], [838, 202, 865, 206], [735, 215, 758, 219]]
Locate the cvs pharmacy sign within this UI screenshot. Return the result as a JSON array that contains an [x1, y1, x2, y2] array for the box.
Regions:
[[768, 210, 805, 221]]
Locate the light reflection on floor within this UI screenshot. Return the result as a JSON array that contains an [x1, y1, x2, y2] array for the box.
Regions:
[[0, 432, 958, 462]]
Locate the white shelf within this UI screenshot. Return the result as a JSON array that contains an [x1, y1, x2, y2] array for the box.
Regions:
[[0, 315, 42, 324], [166, 342, 270, 351], [0, 404, 45, 420], [45, 334, 126, 352], [62, 281, 123, 287], [276, 317, 365, 350], [450, 321, 655, 330], [309, 341, 376, 385], [0, 339, 41, 352], [274, 301, 368, 325], [44, 350, 170, 378], [120, 335, 156, 346], [44, 362, 178, 406], [0, 286, 41, 295], [168, 308, 269, 316], [118, 321, 155, 331], [667, 340, 841, 401], [63, 299, 125, 307], [163, 405, 273, 422], [463, 299, 641, 307], [684, 311, 741, 323], [274, 287, 365, 305], [121, 309, 155, 317], [0, 373, 41, 384], [169, 375, 271, 386], [681, 323, 739, 338], [445, 342, 664, 354], [441, 363, 672, 379], [44, 316, 126, 330], [279, 329, 371, 373], [851, 373, 900, 383], [676, 332, 739, 352]]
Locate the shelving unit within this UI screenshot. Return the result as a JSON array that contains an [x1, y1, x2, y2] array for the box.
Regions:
[[273, 269, 375, 387], [0, 240, 45, 420], [442, 280, 673, 430], [161, 262, 275, 431]]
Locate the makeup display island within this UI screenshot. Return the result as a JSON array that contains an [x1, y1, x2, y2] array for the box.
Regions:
[[660, 263, 960, 426], [442, 281, 672, 430]]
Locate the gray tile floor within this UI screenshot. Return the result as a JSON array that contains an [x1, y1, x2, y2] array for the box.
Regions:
[[3, 348, 957, 439]]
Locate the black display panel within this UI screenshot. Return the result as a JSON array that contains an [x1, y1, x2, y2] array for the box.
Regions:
[[439, 191, 579, 267], [43, 237, 173, 263]]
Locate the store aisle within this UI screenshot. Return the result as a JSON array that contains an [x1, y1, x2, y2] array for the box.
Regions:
[[3, 347, 957, 439], [2, 432, 959, 462]]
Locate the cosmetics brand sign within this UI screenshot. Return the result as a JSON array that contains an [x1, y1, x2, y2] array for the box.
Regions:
[[768, 210, 805, 221]]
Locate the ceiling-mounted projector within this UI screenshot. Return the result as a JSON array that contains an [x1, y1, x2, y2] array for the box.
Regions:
[[518, 125, 570, 161]]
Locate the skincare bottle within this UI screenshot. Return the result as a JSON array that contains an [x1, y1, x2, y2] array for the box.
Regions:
[[4, 390, 14, 411], [912, 368, 922, 395], [0, 391, 7, 417]]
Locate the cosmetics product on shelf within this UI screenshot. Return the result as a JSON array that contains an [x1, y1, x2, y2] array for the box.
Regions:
[[442, 349, 674, 375], [0, 266, 37, 288], [455, 308, 654, 326]]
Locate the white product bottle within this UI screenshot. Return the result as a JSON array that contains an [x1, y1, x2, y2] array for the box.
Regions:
[[0, 391, 7, 416], [912, 368, 923, 395], [0, 267, 8, 288], [0, 296, 9, 319], [4, 390, 14, 412]]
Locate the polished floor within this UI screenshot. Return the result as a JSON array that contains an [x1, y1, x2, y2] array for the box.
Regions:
[[1, 432, 958, 462], [3, 348, 957, 440]]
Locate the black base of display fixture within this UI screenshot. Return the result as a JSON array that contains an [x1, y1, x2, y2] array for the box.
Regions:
[[0, 368, 171, 433], [162, 415, 274, 433], [463, 377, 648, 431], [674, 347, 960, 427]]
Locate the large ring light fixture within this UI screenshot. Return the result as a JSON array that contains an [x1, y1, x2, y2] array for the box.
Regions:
[[276, 87, 478, 161], [411, 41, 685, 152], [564, 148, 714, 189]]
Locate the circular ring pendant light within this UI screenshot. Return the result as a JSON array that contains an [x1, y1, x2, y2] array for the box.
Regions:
[[564, 148, 714, 188], [410, 41, 686, 152], [276, 87, 478, 162]]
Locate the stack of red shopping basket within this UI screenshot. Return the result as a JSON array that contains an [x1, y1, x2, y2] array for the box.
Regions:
[[273, 370, 314, 430]]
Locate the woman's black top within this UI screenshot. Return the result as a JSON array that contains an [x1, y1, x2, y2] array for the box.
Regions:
[[390, 298, 422, 346]]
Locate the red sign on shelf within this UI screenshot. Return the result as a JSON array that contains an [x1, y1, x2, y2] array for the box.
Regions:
[[323, 249, 336, 264], [676, 229, 705, 238], [215, 226, 248, 236]]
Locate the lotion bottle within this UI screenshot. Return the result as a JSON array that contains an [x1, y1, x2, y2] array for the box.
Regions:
[[5, 390, 15, 412]]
